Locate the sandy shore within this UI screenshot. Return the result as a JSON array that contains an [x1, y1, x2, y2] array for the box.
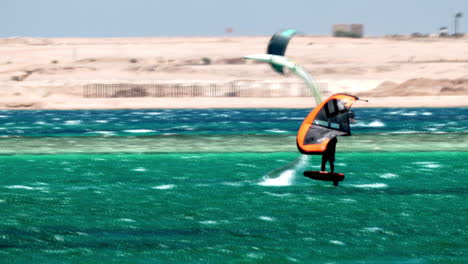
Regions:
[[1, 96, 466, 110], [1, 36, 467, 109]]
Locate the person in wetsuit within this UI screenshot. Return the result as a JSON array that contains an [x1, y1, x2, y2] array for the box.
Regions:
[[321, 136, 337, 173]]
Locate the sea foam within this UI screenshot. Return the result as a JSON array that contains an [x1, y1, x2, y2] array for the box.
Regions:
[[413, 162, 442, 169], [152, 184, 175, 190], [64, 120, 81, 125], [379, 173, 398, 179], [258, 216, 276, 222], [258, 169, 295, 186], [132, 167, 147, 172], [351, 183, 388, 189], [330, 240, 346, 246], [124, 129, 155, 133], [5, 185, 47, 191], [354, 120, 385, 127]]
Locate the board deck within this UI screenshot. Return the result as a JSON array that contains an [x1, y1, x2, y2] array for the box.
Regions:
[[303, 171, 345, 183]]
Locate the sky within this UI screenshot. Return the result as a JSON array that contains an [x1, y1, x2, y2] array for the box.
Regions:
[[1, 0, 467, 37]]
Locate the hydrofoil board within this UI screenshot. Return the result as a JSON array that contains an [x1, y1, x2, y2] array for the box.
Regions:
[[303, 171, 345, 186]]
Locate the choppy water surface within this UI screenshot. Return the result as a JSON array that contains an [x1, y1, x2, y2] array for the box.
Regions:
[[0, 108, 466, 263], [0, 108, 466, 137]]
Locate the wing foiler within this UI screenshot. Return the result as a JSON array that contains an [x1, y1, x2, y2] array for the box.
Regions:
[[244, 29, 366, 185], [297, 93, 360, 186]]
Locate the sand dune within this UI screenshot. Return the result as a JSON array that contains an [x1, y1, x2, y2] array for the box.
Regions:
[[360, 78, 468, 97]]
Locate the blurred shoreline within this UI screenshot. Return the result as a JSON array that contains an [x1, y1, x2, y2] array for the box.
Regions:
[[1, 96, 466, 110], [1, 36, 467, 109]]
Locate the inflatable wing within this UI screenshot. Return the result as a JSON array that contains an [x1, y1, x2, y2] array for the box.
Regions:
[[297, 94, 359, 155], [266, 29, 297, 74]]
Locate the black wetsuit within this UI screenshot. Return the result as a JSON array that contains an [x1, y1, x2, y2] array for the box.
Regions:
[[321, 137, 337, 173]]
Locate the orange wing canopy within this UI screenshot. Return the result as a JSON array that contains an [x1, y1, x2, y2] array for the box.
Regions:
[[297, 93, 359, 155]]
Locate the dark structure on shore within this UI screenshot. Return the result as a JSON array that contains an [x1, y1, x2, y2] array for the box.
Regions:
[[332, 24, 364, 38]]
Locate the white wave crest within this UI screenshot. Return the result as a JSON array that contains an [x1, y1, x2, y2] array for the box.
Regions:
[[124, 129, 155, 133], [118, 218, 136, 223], [258, 216, 276, 222], [413, 161, 442, 169], [5, 185, 46, 191], [368, 121, 385, 127], [199, 220, 218, 225], [64, 120, 81, 125], [265, 129, 288, 134], [353, 120, 385, 127], [379, 173, 398, 179], [351, 183, 388, 189], [330, 240, 346, 246], [85, 131, 115, 135], [401, 112, 418, 116], [363, 227, 383, 233], [152, 184, 175, 190]]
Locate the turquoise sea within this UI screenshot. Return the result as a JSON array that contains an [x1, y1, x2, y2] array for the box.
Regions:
[[0, 108, 467, 263]]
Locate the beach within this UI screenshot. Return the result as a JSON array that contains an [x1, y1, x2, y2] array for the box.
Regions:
[[1, 36, 468, 109], [2, 96, 467, 110]]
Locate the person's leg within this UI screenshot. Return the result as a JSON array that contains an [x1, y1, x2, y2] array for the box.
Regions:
[[330, 159, 334, 173], [321, 154, 327, 171]]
